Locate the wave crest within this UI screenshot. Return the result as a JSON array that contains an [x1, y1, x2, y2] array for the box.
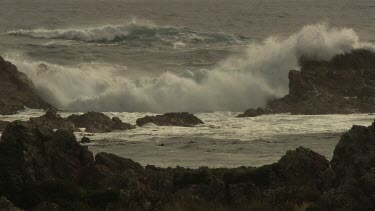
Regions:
[[4, 23, 246, 46], [4, 24, 374, 112]]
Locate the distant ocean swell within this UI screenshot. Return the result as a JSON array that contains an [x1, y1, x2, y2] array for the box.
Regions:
[[4, 23, 374, 112], [4, 22, 247, 47]]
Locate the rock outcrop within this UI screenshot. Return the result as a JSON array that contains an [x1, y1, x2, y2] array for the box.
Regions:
[[0, 121, 118, 209], [237, 108, 270, 117], [21, 110, 135, 133], [239, 49, 375, 116], [0, 56, 52, 115], [136, 112, 204, 127], [67, 112, 135, 133], [275, 147, 334, 189], [0, 121, 94, 183], [313, 122, 375, 210], [2, 119, 375, 210], [28, 110, 75, 131]]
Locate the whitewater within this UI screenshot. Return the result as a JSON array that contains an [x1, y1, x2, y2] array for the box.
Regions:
[[3, 24, 375, 112], [1, 109, 374, 168], [1, 0, 375, 167]]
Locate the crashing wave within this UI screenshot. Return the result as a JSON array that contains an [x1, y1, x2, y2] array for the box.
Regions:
[[4, 24, 375, 112], [4, 23, 247, 46]]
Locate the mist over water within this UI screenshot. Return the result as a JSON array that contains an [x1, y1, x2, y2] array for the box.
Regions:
[[5, 24, 374, 112]]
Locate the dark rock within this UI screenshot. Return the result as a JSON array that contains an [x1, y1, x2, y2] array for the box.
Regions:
[[275, 147, 334, 189], [95, 152, 143, 173], [331, 123, 375, 182], [32, 201, 59, 211], [241, 49, 375, 115], [237, 107, 271, 117], [67, 112, 135, 133], [0, 197, 22, 211], [0, 120, 9, 132], [81, 136, 91, 143], [136, 112, 204, 127], [28, 110, 75, 132], [3, 116, 375, 210], [0, 56, 52, 115], [314, 121, 375, 210], [0, 122, 123, 209], [0, 121, 94, 183]]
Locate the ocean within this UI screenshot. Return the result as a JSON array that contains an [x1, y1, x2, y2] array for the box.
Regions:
[[1, 0, 375, 167]]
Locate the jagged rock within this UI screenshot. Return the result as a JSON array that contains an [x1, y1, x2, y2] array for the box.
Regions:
[[136, 112, 204, 127], [237, 107, 271, 117], [240, 49, 375, 115], [0, 120, 9, 132], [0, 197, 23, 211], [81, 136, 91, 143], [0, 121, 94, 183], [2, 117, 375, 210], [0, 56, 52, 115], [67, 112, 135, 133], [313, 121, 375, 210], [28, 110, 75, 132]]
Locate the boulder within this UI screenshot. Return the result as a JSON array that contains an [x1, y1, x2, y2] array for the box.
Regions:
[[28, 110, 75, 132], [237, 108, 270, 117], [67, 112, 135, 133], [275, 147, 334, 189], [136, 112, 204, 127], [81, 136, 91, 143], [0, 56, 52, 115]]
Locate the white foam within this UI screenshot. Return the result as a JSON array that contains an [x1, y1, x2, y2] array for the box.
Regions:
[[5, 24, 375, 112]]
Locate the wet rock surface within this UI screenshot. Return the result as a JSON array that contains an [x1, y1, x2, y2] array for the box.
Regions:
[[237, 108, 270, 117], [67, 111, 135, 133], [240, 49, 375, 116], [0, 56, 52, 115], [136, 112, 204, 127]]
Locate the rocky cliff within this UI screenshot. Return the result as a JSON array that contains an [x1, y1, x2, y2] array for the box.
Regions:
[[239, 49, 375, 116], [0, 56, 52, 115]]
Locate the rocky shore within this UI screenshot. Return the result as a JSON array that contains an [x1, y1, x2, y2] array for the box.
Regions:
[[0, 118, 374, 210], [0, 56, 52, 115], [239, 49, 375, 117], [0, 110, 204, 133]]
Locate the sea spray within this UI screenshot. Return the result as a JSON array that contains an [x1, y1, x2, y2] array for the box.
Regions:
[[5, 24, 375, 112]]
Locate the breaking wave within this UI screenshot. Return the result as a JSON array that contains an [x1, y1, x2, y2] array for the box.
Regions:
[[4, 22, 247, 47], [4, 24, 375, 112]]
